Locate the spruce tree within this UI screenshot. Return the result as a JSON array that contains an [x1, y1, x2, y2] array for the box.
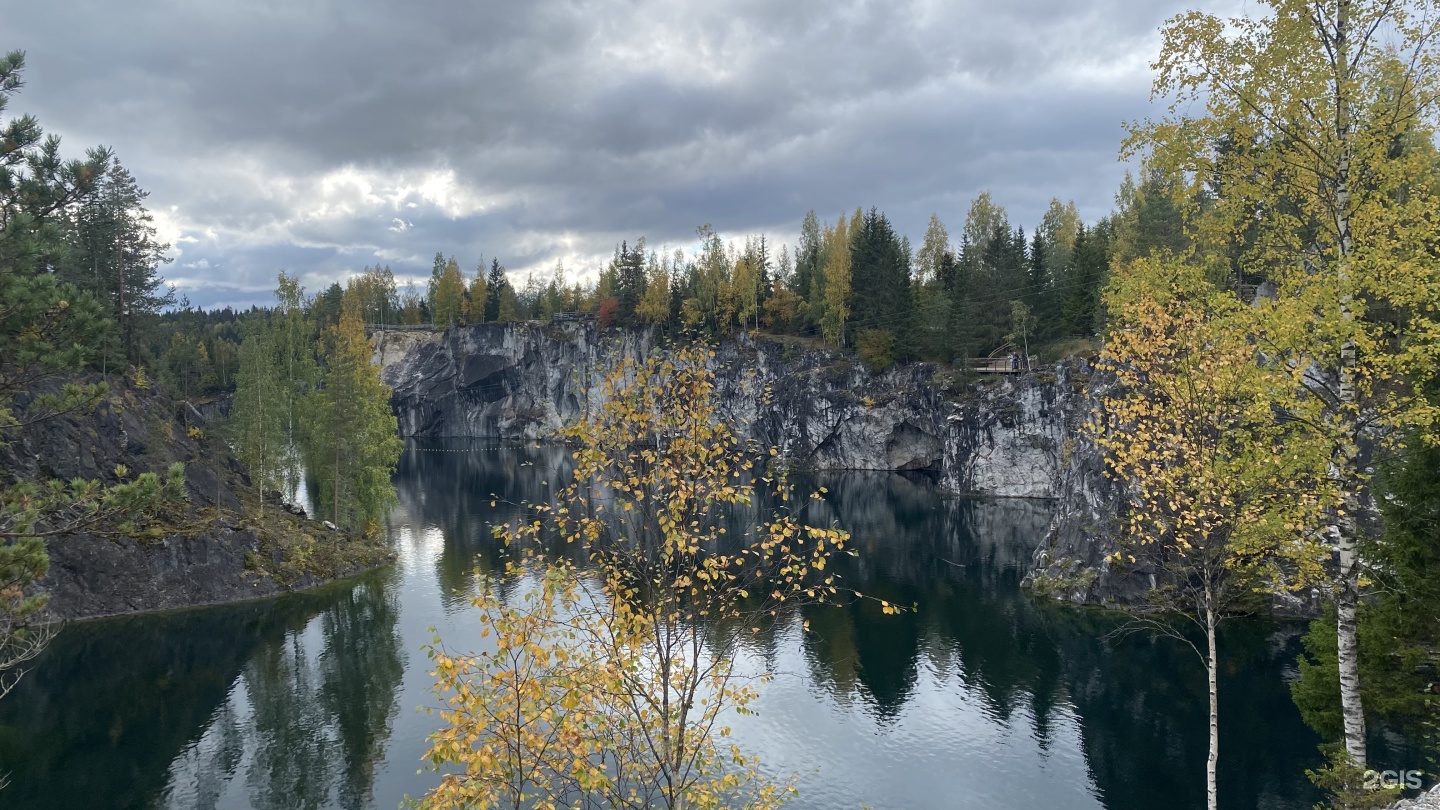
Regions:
[[484, 259, 507, 323], [947, 235, 980, 363], [611, 240, 647, 326], [1061, 225, 1109, 337], [1027, 228, 1054, 339], [846, 208, 914, 357], [64, 160, 174, 366], [307, 292, 401, 533]]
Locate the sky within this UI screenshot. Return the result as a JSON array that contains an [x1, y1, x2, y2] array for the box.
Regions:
[[8, 0, 1223, 310]]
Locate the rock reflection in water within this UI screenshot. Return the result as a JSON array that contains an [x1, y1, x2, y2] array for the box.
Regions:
[[0, 443, 1335, 810], [389, 444, 1325, 810]]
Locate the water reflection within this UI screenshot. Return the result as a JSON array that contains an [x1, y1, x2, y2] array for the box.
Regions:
[[0, 443, 1336, 810], [234, 574, 403, 810], [389, 444, 1326, 810], [0, 571, 403, 810]]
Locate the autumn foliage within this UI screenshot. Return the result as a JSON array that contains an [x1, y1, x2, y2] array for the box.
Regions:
[[418, 344, 869, 810]]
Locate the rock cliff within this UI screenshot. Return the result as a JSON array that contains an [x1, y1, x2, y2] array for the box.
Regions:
[[3, 376, 388, 620], [375, 323, 1093, 496], [375, 323, 1128, 603]]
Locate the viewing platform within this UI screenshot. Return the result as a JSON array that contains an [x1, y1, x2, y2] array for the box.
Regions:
[[966, 355, 1038, 374]]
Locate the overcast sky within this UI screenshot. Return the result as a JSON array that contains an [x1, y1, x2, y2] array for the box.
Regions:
[[9, 0, 1220, 309]]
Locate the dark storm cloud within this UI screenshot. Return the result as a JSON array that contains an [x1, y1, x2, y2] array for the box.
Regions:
[[9, 0, 1209, 307]]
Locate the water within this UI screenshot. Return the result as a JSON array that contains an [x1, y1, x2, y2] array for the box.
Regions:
[[0, 442, 1346, 809]]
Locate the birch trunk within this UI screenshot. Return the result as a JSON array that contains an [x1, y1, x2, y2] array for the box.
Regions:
[[1206, 600, 1219, 810], [1329, 0, 1368, 767]]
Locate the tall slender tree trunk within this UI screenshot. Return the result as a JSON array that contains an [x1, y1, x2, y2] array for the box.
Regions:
[[115, 230, 127, 363], [1206, 600, 1220, 810], [333, 430, 341, 528], [257, 379, 265, 519], [1329, 0, 1367, 767]]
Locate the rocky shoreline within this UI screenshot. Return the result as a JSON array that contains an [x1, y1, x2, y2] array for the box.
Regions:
[[4, 375, 391, 622], [7, 325, 1146, 621], [41, 519, 392, 622]]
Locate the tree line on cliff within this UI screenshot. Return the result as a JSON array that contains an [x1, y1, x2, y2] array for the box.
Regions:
[[146, 184, 1143, 395], [7, 3, 1440, 805]]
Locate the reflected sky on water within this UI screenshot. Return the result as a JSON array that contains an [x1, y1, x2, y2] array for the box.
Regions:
[[0, 441, 1340, 809]]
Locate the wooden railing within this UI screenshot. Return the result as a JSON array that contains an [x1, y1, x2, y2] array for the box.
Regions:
[[965, 356, 1038, 374], [365, 323, 438, 332]]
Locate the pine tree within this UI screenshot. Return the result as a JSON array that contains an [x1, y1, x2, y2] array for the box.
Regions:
[[1, 51, 182, 699], [0, 49, 110, 427]]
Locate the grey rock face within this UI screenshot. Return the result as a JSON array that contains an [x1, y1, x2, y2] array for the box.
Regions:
[[1016, 375, 1135, 606], [40, 528, 371, 620], [376, 324, 1094, 489], [4, 375, 381, 621], [377, 322, 653, 440], [377, 324, 1131, 602], [1390, 783, 1440, 810]]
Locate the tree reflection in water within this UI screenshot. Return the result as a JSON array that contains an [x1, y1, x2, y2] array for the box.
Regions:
[[0, 444, 1352, 810], [241, 573, 403, 810], [0, 570, 403, 810], [393, 446, 1328, 810]]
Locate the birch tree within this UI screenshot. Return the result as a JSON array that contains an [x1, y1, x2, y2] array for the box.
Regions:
[[1125, 0, 1440, 765], [419, 345, 868, 810], [1097, 257, 1331, 810], [819, 214, 852, 347], [232, 318, 286, 516], [431, 257, 465, 328]]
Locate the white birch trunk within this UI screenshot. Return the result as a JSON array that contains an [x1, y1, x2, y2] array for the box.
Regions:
[[1206, 600, 1220, 810], [1329, 0, 1368, 767]]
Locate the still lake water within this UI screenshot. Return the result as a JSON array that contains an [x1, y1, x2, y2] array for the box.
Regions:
[[0, 441, 1339, 809]]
